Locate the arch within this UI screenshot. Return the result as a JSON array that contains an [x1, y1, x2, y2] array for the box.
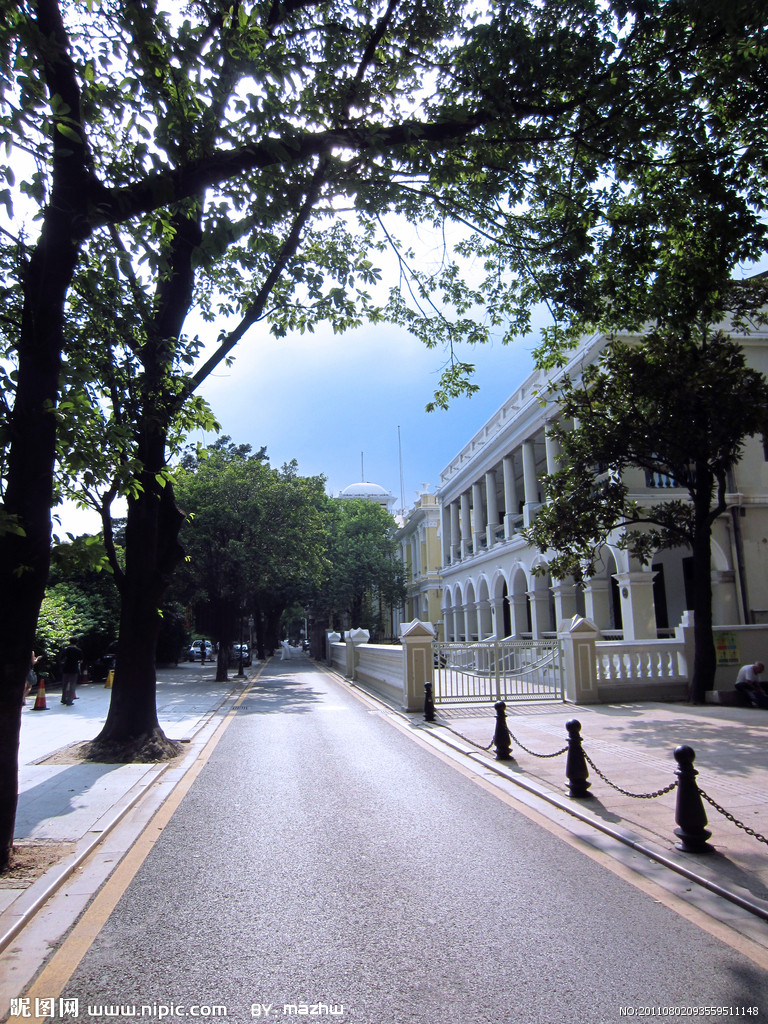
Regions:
[[509, 564, 531, 636], [583, 544, 622, 633]]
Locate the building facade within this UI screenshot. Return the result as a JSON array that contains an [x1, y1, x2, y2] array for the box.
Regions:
[[436, 329, 768, 644], [395, 490, 444, 639]]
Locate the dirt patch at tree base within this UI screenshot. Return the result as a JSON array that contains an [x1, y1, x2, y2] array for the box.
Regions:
[[0, 840, 76, 887], [84, 734, 184, 764], [37, 737, 185, 766]]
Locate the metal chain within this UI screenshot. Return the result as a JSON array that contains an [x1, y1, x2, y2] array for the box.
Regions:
[[582, 750, 677, 799], [697, 787, 768, 846], [506, 728, 568, 759]]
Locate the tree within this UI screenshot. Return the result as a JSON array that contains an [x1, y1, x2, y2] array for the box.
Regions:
[[527, 310, 768, 703], [0, 0, 765, 870], [313, 498, 406, 636], [172, 441, 330, 671], [0, 0, 595, 864], [35, 546, 120, 679], [460, 6, 768, 706]]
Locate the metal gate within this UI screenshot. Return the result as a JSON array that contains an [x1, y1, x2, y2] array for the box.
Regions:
[[431, 638, 564, 704]]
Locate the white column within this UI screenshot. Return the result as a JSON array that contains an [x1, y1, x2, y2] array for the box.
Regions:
[[503, 455, 520, 538], [472, 481, 485, 552], [460, 492, 471, 559], [462, 603, 472, 642], [528, 584, 553, 637], [441, 504, 451, 567], [473, 601, 483, 641], [545, 422, 561, 476], [551, 581, 579, 632], [522, 440, 540, 527], [614, 570, 658, 641], [478, 600, 493, 639], [510, 594, 529, 636], [485, 470, 499, 546], [583, 577, 613, 633], [450, 502, 460, 563], [491, 594, 506, 638]]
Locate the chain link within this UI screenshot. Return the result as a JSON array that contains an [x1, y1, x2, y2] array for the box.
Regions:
[[697, 787, 768, 846], [507, 728, 568, 759], [582, 750, 677, 799]]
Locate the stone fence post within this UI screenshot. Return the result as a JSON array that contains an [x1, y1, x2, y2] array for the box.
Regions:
[[399, 619, 435, 711], [344, 627, 370, 679], [558, 615, 600, 703], [325, 631, 340, 667]]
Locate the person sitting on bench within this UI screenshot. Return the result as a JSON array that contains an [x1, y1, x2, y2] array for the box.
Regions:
[[735, 662, 768, 708]]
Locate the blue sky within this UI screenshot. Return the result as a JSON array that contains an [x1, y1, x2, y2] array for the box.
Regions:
[[194, 317, 537, 512], [54, 314, 538, 537]]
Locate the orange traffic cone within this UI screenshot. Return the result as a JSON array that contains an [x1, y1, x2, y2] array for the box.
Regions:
[[32, 679, 48, 710]]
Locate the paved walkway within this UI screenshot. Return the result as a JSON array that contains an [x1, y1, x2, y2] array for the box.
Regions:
[[17, 657, 768, 1024], [1, 665, 250, 959]]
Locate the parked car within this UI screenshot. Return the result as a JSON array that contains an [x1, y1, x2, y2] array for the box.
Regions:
[[189, 639, 215, 662], [229, 643, 251, 667]]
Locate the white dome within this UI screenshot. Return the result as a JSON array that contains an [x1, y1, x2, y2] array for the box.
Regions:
[[338, 481, 395, 508], [341, 481, 390, 497]]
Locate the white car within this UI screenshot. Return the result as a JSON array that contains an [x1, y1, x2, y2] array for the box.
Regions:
[[229, 643, 251, 667], [189, 640, 214, 662]]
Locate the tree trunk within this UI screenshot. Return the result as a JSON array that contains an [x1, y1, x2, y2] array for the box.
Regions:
[[88, 438, 185, 760], [0, 197, 85, 868], [264, 598, 284, 655], [253, 597, 266, 662], [89, 202, 202, 760], [689, 472, 717, 704]]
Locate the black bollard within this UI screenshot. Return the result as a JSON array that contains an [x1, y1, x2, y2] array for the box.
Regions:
[[673, 745, 713, 853], [424, 681, 435, 722], [493, 700, 513, 761], [565, 719, 591, 798]]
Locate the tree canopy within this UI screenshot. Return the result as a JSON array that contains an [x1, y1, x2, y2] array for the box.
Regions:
[[312, 497, 406, 636], [172, 439, 330, 669]]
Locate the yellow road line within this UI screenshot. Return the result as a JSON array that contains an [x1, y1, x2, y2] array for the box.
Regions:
[[13, 670, 263, 1020]]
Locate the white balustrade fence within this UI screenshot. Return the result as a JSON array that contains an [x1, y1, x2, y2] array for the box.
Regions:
[[594, 640, 687, 685]]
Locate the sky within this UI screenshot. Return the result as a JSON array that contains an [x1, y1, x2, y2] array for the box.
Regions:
[[53, 245, 768, 539], [55, 314, 538, 536], [195, 318, 537, 509]]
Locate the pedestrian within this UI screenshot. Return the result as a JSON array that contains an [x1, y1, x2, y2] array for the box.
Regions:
[[60, 637, 83, 706], [735, 661, 768, 708], [24, 651, 41, 706]]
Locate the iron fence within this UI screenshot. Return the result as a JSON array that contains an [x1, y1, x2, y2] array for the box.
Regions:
[[432, 639, 564, 704]]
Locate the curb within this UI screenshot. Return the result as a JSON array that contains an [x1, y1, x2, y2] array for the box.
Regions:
[[0, 764, 168, 955], [336, 672, 768, 927]]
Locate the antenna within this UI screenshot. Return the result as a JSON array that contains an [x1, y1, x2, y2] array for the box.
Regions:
[[361, 451, 364, 481], [398, 426, 405, 512]]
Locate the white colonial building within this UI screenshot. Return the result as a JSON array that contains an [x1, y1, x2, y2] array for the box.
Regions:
[[437, 328, 768, 647]]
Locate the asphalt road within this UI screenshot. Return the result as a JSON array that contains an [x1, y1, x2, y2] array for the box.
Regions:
[[54, 659, 768, 1024]]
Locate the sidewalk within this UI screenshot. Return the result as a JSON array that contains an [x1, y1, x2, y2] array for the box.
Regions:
[[1, 665, 251, 966], [414, 698, 768, 917]]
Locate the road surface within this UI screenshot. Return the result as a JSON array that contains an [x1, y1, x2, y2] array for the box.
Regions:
[[28, 659, 768, 1023]]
